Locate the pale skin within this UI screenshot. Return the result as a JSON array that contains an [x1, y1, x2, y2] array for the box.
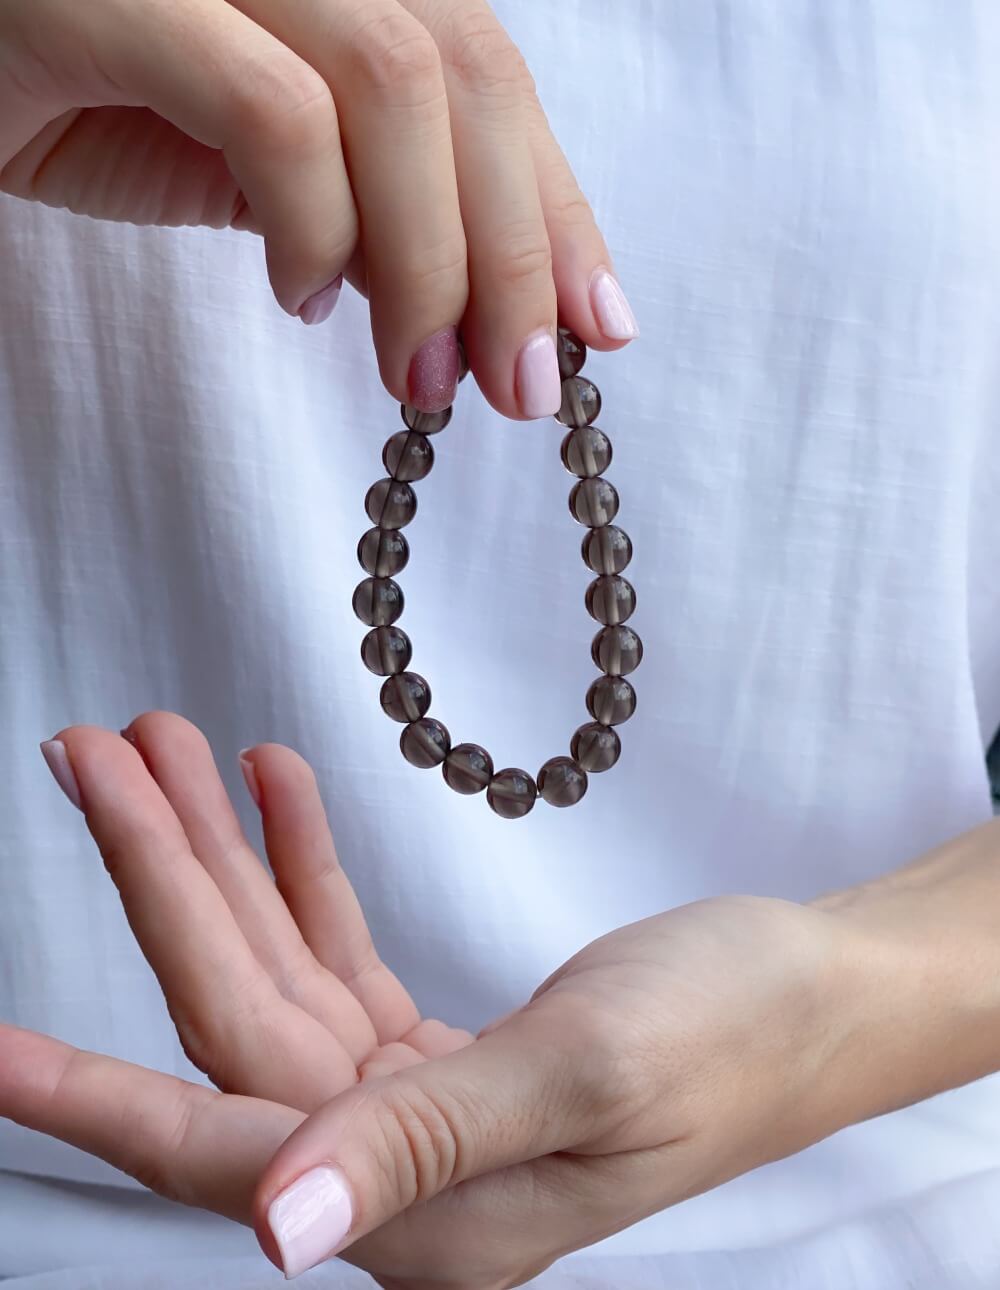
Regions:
[[0, 0, 638, 419], [4, 713, 1000, 1289]]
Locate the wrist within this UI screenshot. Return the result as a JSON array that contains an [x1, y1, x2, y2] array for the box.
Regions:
[[810, 819, 1000, 1127]]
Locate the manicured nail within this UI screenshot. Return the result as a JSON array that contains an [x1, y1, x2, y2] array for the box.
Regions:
[[408, 326, 461, 414], [238, 751, 261, 810], [516, 330, 562, 419], [267, 1166, 354, 1279], [590, 269, 640, 341], [40, 740, 83, 811], [298, 276, 343, 327]]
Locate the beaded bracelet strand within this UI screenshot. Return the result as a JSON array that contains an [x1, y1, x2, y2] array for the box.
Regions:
[[353, 327, 640, 818]]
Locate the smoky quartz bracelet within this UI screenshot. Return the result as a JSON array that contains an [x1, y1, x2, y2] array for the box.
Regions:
[[354, 328, 641, 818]]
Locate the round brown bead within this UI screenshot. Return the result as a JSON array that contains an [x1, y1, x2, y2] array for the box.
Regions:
[[357, 527, 409, 578], [361, 626, 412, 676], [586, 676, 637, 726], [353, 577, 404, 627], [487, 768, 537, 819], [585, 575, 637, 626], [557, 328, 587, 379], [383, 430, 434, 482], [581, 524, 633, 575], [365, 479, 417, 530], [443, 743, 494, 795], [571, 722, 621, 773], [457, 340, 471, 383], [591, 625, 643, 676], [570, 478, 620, 528], [537, 757, 588, 807], [556, 376, 602, 428], [400, 718, 451, 769], [380, 672, 431, 723], [560, 426, 612, 479], [402, 404, 452, 435]]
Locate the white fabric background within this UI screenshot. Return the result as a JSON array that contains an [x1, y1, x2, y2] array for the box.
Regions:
[[2, 0, 1000, 1285]]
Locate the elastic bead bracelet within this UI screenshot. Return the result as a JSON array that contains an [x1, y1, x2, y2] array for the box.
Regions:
[[354, 328, 640, 818]]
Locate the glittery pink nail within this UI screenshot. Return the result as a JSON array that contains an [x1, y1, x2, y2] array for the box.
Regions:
[[408, 327, 461, 414]]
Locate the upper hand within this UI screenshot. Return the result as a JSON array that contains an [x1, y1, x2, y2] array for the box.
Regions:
[[0, 0, 637, 417]]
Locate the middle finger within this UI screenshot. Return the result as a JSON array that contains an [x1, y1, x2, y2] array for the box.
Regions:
[[229, 0, 469, 413], [123, 711, 378, 1064]]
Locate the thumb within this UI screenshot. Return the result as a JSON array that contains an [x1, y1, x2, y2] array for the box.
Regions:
[[253, 1010, 585, 1279]]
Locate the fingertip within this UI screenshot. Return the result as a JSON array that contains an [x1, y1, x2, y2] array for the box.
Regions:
[[40, 738, 83, 812], [588, 267, 640, 343], [515, 329, 562, 420], [407, 326, 461, 414], [238, 750, 262, 810]]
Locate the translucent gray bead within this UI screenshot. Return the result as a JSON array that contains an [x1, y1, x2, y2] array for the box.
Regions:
[[569, 478, 620, 528], [581, 524, 632, 574], [537, 756, 588, 807], [383, 431, 434, 482], [352, 577, 404, 627], [591, 625, 643, 676], [361, 625, 412, 676], [402, 403, 452, 435], [487, 768, 537, 819], [380, 672, 431, 723], [556, 376, 602, 428], [570, 722, 621, 773], [560, 426, 612, 478], [557, 327, 587, 379], [400, 718, 451, 768], [365, 479, 417, 530], [586, 575, 637, 626], [457, 339, 471, 383], [586, 676, 637, 726], [357, 527, 409, 578], [443, 743, 494, 795]]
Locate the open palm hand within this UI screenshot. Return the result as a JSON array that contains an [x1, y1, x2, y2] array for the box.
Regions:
[[2, 713, 473, 1224]]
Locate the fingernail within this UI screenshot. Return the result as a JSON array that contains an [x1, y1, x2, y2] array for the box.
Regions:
[[590, 269, 640, 341], [408, 326, 461, 414], [238, 751, 261, 810], [267, 1166, 354, 1279], [516, 330, 562, 419], [298, 276, 343, 327], [40, 740, 83, 811]]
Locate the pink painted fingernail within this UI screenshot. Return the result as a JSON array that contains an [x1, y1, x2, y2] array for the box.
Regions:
[[408, 326, 461, 413], [40, 740, 82, 811], [267, 1166, 354, 1279], [238, 751, 261, 810], [590, 269, 639, 341], [516, 330, 562, 419], [298, 276, 343, 326]]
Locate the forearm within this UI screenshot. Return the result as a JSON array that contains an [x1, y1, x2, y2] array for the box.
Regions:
[[813, 817, 1000, 1129]]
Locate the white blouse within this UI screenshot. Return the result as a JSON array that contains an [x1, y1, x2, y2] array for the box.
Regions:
[[2, 2, 1000, 1285]]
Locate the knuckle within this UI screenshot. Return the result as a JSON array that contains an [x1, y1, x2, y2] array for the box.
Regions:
[[227, 56, 333, 155], [349, 12, 444, 101], [492, 224, 553, 293], [373, 1083, 466, 1205], [125, 1083, 215, 1205], [445, 19, 531, 95], [544, 182, 597, 233], [399, 237, 468, 298]]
